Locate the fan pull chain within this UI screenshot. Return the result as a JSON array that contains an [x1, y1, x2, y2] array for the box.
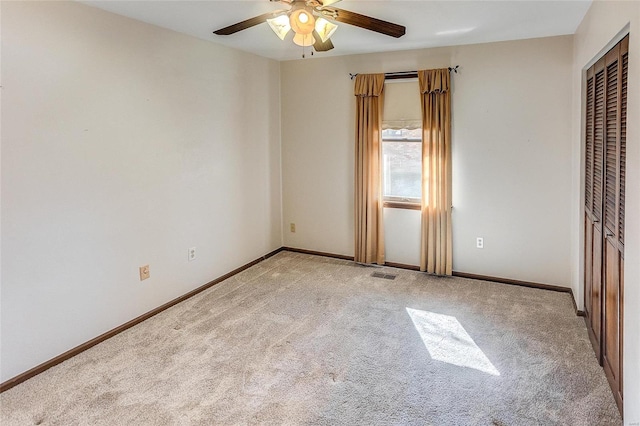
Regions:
[[301, 34, 313, 59]]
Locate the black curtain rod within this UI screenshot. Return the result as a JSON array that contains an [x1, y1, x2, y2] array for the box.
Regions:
[[349, 65, 459, 80]]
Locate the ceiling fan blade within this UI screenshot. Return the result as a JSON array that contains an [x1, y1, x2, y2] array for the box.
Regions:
[[312, 30, 334, 52], [325, 8, 405, 38], [213, 11, 286, 35], [318, 0, 341, 6]]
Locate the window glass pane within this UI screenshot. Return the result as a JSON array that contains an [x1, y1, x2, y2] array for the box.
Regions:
[[382, 141, 421, 200], [381, 128, 421, 141]]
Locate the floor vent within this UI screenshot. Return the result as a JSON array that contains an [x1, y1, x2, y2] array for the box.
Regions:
[[371, 272, 397, 280]]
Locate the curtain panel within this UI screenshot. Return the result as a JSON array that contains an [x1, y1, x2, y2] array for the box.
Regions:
[[354, 74, 385, 265], [419, 68, 453, 275]]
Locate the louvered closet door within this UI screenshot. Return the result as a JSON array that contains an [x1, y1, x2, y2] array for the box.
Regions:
[[582, 35, 627, 415], [584, 57, 606, 359], [583, 68, 594, 346], [602, 36, 627, 412]]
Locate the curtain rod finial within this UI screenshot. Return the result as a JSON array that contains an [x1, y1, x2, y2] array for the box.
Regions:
[[448, 65, 459, 73]]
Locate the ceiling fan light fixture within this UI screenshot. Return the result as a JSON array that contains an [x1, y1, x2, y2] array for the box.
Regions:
[[315, 18, 338, 42], [290, 9, 315, 35], [213, 2, 406, 56], [293, 32, 316, 47], [266, 14, 291, 40]]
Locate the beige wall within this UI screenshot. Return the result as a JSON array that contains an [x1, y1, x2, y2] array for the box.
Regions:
[[572, 1, 639, 423], [281, 36, 574, 287], [0, 2, 282, 382]]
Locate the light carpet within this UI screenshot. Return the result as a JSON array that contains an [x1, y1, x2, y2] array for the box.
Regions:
[[0, 251, 622, 425]]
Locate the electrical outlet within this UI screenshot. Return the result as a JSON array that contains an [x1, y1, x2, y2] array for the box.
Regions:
[[188, 247, 196, 261], [290, 223, 296, 233], [139, 265, 150, 281], [476, 237, 484, 249]]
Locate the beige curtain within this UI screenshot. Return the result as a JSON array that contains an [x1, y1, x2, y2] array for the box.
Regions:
[[419, 69, 452, 274], [354, 74, 385, 265]]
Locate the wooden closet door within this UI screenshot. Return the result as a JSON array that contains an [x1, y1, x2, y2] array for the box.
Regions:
[[584, 57, 606, 359], [602, 36, 627, 413], [582, 35, 627, 415], [583, 68, 595, 347]]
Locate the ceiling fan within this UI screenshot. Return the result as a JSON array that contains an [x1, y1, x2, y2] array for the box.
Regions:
[[213, 0, 406, 56]]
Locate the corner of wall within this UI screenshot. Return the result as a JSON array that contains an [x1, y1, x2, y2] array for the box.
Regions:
[[278, 60, 285, 248]]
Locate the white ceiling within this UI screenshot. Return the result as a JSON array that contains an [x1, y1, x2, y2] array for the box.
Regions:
[[83, 0, 592, 61]]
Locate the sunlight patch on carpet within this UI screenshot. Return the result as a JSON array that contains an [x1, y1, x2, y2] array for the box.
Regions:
[[406, 308, 500, 376]]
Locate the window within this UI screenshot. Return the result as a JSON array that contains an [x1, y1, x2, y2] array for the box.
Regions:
[[382, 128, 421, 207], [382, 79, 422, 209]]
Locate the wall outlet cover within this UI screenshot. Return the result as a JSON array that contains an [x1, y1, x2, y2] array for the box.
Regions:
[[139, 265, 150, 280]]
